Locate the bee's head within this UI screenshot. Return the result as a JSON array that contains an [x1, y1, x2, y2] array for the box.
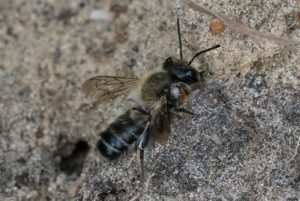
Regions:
[[165, 18, 220, 89], [163, 57, 205, 85], [164, 18, 220, 104]]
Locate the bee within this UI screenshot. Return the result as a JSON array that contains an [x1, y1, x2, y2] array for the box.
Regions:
[[83, 18, 220, 177]]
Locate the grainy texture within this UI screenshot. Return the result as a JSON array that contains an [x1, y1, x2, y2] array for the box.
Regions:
[[0, 0, 299, 200]]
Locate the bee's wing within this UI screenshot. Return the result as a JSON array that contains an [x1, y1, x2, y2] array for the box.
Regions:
[[149, 97, 171, 143], [83, 76, 138, 103]]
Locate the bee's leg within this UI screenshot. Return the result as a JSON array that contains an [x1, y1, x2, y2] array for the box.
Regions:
[[168, 103, 196, 115], [175, 107, 196, 115], [132, 107, 150, 115], [138, 149, 145, 180], [138, 123, 150, 180]]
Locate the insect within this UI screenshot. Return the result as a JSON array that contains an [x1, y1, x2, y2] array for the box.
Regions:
[[83, 18, 220, 178]]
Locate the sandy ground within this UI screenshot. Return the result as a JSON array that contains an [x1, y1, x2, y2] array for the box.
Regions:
[[0, 0, 299, 200]]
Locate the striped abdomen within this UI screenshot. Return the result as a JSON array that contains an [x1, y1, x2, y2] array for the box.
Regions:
[[96, 110, 148, 159]]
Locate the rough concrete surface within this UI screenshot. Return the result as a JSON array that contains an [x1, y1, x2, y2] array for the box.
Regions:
[[0, 0, 299, 200]]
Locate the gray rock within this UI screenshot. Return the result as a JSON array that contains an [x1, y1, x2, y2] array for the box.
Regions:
[[0, 0, 299, 200]]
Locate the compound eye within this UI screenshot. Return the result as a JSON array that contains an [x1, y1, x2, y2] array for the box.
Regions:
[[185, 70, 193, 78], [166, 57, 172, 62], [182, 70, 198, 83]]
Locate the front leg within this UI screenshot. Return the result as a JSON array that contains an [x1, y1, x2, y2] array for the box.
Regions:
[[169, 82, 191, 107], [138, 122, 150, 180], [169, 83, 196, 115]]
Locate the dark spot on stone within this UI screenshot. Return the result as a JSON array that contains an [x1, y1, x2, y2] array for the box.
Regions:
[[35, 126, 44, 139], [59, 140, 90, 176], [41, 4, 55, 20], [158, 21, 167, 31], [18, 86, 32, 98], [132, 44, 139, 52], [16, 158, 26, 164], [191, 23, 197, 30], [114, 26, 128, 43], [56, 9, 77, 22], [293, 173, 300, 184], [194, 139, 215, 159], [6, 26, 18, 39], [244, 73, 267, 93], [152, 151, 199, 192], [102, 41, 116, 55], [228, 127, 252, 153], [155, 151, 184, 178], [52, 45, 61, 64], [87, 47, 102, 60], [286, 103, 300, 125], [251, 58, 263, 71], [25, 113, 35, 122], [95, 179, 117, 200], [110, 4, 127, 18], [79, 2, 85, 8], [178, 173, 198, 191], [124, 58, 136, 69], [15, 172, 29, 188]]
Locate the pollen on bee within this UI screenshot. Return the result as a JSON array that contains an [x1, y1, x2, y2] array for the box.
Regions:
[[179, 88, 189, 104], [171, 85, 180, 99]]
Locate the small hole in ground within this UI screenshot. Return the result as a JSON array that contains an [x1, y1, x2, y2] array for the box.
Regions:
[[59, 140, 90, 176]]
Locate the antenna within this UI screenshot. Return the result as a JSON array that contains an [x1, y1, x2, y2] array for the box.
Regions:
[[188, 44, 220, 65], [177, 18, 183, 61]]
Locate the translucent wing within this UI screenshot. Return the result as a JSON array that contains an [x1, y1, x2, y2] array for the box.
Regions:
[[149, 96, 171, 143], [83, 76, 138, 103]]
